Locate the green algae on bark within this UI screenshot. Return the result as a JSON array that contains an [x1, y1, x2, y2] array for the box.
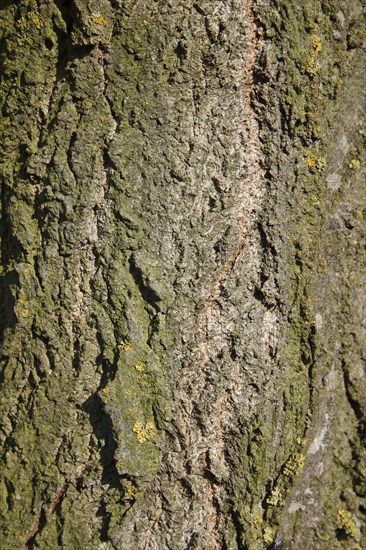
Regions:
[[0, 0, 365, 548]]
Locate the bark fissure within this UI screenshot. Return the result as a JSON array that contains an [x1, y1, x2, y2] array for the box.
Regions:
[[25, 507, 46, 550]]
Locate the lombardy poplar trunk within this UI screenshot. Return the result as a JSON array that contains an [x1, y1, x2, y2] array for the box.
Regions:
[[0, 0, 365, 549]]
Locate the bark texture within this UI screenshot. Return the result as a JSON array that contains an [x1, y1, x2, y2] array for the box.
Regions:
[[0, 0, 365, 549]]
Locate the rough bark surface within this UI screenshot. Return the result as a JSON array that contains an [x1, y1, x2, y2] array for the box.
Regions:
[[0, 0, 365, 549]]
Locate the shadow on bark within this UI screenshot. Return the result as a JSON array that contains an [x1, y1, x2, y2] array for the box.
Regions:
[[83, 392, 122, 490], [0, 270, 18, 334]]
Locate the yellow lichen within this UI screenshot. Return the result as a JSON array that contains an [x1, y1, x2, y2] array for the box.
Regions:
[[249, 515, 275, 545], [95, 16, 107, 26], [283, 453, 305, 477], [337, 508, 358, 538], [134, 362, 146, 372], [317, 532, 331, 541], [101, 386, 110, 401], [308, 193, 321, 207], [315, 156, 326, 171], [307, 57, 320, 76], [308, 154, 326, 171], [126, 485, 136, 498], [306, 32, 322, 74], [308, 154, 317, 167], [263, 527, 274, 544], [253, 515, 263, 526], [16, 12, 43, 35], [11, 16, 29, 48], [311, 34, 322, 55], [125, 482, 143, 499], [266, 486, 283, 506], [349, 159, 361, 170], [138, 379, 151, 388], [353, 209, 363, 220], [29, 12, 44, 29], [132, 419, 156, 443], [118, 339, 132, 351]]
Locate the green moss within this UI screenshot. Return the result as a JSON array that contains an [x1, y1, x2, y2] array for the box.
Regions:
[[237, 1, 360, 545], [0, 0, 174, 543], [1, 0, 363, 546]]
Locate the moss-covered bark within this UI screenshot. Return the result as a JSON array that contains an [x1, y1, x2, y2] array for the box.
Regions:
[[0, 1, 365, 549]]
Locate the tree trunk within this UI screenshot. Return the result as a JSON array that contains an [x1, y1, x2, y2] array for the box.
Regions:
[[0, 0, 365, 548]]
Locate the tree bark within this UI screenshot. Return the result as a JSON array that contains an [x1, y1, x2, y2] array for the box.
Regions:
[[0, 0, 365, 548]]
